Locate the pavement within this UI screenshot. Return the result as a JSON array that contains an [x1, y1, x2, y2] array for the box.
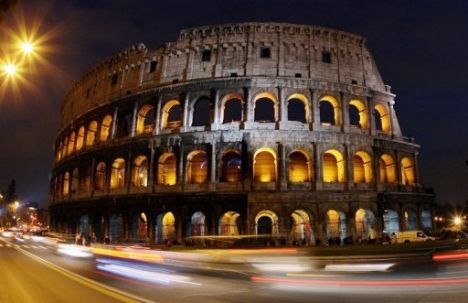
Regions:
[[2, 235, 468, 303]]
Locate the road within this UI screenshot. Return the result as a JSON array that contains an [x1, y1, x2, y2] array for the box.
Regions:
[[1, 236, 468, 303]]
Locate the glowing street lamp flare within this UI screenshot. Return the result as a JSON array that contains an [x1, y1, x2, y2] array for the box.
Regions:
[[20, 41, 35, 54], [454, 216, 463, 226], [3, 63, 17, 76]]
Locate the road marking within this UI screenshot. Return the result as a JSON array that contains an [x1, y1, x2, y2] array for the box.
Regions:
[[6, 244, 12, 248], [22, 245, 30, 249], [13, 245, 156, 303]]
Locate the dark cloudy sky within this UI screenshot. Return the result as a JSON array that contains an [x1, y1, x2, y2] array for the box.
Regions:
[[0, 0, 467, 208]]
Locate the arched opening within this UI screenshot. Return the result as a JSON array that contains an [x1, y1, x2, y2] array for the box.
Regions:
[[67, 131, 76, 155], [187, 150, 208, 184], [189, 211, 206, 237], [379, 154, 396, 183], [326, 209, 347, 243], [94, 162, 106, 191], [401, 157, 416, 185], [219, 211, 241, 236], [79, 214, 89, 235], [222, 95, 243, 123], [156, 212, 175, 244], [80, 165, 92, 193], [63, 172, 70, 196], [131, 155, 148, 187], [288, 151, 310, 183], [254, 92, 277, 122], [404, 209, 418, 230], [76, 126, 85, 151], [355, 209, 375, 240], [323, 149, 345, 183], [100, 115, 113, 142], [110, 158, 126, 189], [320, 96, 340, 126], [71, 168, 79, 193], [161, 100, 182, 130], [86, 121, 98, 147], [109, 214, 123, 243], [352, 151, 373, 183], [221, 150, 242, 182], [374, 103, 391, 133], [254, 148, 276, 183], [421, 209, 432, 230], [255, 210, 278, 235], [290, 210, 313, 244], [136, 105, 155, 135], [157, 153, 177, 185], [383, 209, 400, 235], [192, 97, 211, 126], [288, 98, 307, 123], [131, 212, 147, 242], [116, 111, 133, 138], [61, 137, 68, 158], [349, 99, 368, 129], [56, 142, 62, 161]]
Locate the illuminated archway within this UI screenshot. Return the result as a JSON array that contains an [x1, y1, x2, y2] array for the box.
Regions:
[[221, 150, 242, 182], [404, 209, 417, 230], [401, 157, 415, 185], [192, 97, 211, 126], [67, 131, 76, 155], [61, 136, 68, 158], [100, 115, 113, 141], [110, 158, 126, 189], [136, 105, 155, 135], [349, 99, 368, 129], [326, 209, 347, 242], [253, 92, 277, 122], [320, 96, 340, 126], [187, 150, 208, 184], [71, 168, 79, 193], [219, 211, 241, 236], [355, 208, 375, 239], [255, 210, 279, 235], [379, 154, 396, 183], [352, 151, 373, 183], [189, 211, 206, 237], [383, 209, 399, 235], [157, 152, 177, 185], [161, 100, 181, 129], [322, 149, 345, 183], [288, 150, 310, 183], [131, 155, 148, 187], [287, 93, 310, 123], [63, 172, 70, 195], [374, 103, 391, 133], [131, 212, 148, 241], [290, 210, 313, 243], [156, 212, 176, 244], [94, 162, 106, 191], [86, 121, 98, 147], [76, 126, 85, 151], [220, 93, 243, 123], [253, 148, 277, 183]]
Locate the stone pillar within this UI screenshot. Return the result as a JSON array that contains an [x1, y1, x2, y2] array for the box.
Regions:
[[395, 151, 403, 186], [148, 141, 156, 190], [105, 159, 112, 194], [413, 152, 421, 186], [212, 89, 220, 129], [210, 142, 217, 184], [341, 92, 349, 133], [130, 101, 139, 137], [126, 151, 133, 193], [178, 145, 185, 187], [245, 87, 253, 123], [278, 142, 287, 190], [182, 92, 190, 130], [345, 144, 353, 190], [314, 143, 323, 190], [368, 97, 376, 136], [110, 106, 119, 139], [90, 157, 96, 197], [311, 89, 321, 130], [278, 86, 285, 124], [154, 95, 162, 135], [416, 203, 422, 230]]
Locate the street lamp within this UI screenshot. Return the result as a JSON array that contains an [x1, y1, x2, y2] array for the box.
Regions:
[[3, 62, 17, 76], [20, 41, 34, 54]]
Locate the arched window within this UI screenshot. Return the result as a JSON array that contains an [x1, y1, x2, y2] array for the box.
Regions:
[[95, 162, 106, 191], [374, 103, 391, 134], [404, 209, 417, 230], [349, 99, 368, 129], [287, 94, 309, 123], [223, 97, 243, 123], [326, 209, 347, 241], [56, 142, 62, 161], [63, 172, 70, 195], [61, 137, 68, 158], [255, 210, 279, 235], [110, 158, 126, 189], [136, 105, 155, 135], [320, 96, 340, 126], [254, 92, 277, 122], [158, 153, 177, 185], [219, 211, 241, 236], [100, 115, 113, 141], [379, 154, 396, 183], [187, 151, 208, 184], [323, 149, 345, 183], [67, 132, 76, 155], [161, 100, 181, 130], [86, 121, 98, 146], [192, 97, 211, 126], [116, 111, 132, 138], [189, 211, 206, 237], [401, 157, 415, 185], [221, 151, 242, 182], [76, 126, 85, 151], [254, 148, 276, 182], [131, 155, 148, 187], [355, 208, 375, 238], [290, 210, 313, 243], [71, 168, 79, 193], [289, 151, 310, 183], [352, 151, 373, 183], [80, 165, 92, 192]]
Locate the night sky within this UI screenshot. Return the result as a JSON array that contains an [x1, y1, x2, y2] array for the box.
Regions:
[[0, 0, 467, 208]]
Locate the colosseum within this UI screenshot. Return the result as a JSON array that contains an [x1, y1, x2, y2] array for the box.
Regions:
[[49, 22, 434, 245]]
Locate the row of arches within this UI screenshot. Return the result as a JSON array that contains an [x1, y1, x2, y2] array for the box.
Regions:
[[55, 92, 393, 161], [53, 147, 416, 198], [70, 207, 431, 245]]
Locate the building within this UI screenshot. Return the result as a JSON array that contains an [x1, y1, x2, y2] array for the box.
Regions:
[[49, 22, 434, 244]]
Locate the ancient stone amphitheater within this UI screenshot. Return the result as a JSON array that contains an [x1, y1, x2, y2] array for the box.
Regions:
[[50, 22, 434, 245]]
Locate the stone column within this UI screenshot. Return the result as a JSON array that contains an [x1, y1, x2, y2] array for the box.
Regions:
[[395, 151, 403, 186], [311, 89, 321, 131], [90, 157, 96, 197], [413, 152, 421, 186], [130, 101, 139, 137], [178, 144, 185, 187], [126, 151, 133, 193], [278, 142, 287, 190], [210, 142, 217, 184], [148, 141, 156, 190], [314, 143, 323, 190], [154, 95, 162, 135], [212, 89, 220, 129], [368, 97, 376, 136], [341, 92, 350, 133], [345, 144, 353, 190], [244, 87, 253, 123], [110, 107, 119, 139], [277, 86, 285, 126], [182, 92, 190, 130]]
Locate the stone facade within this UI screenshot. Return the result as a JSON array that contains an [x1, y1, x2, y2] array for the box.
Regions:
[[49, 23, 434, 245]]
